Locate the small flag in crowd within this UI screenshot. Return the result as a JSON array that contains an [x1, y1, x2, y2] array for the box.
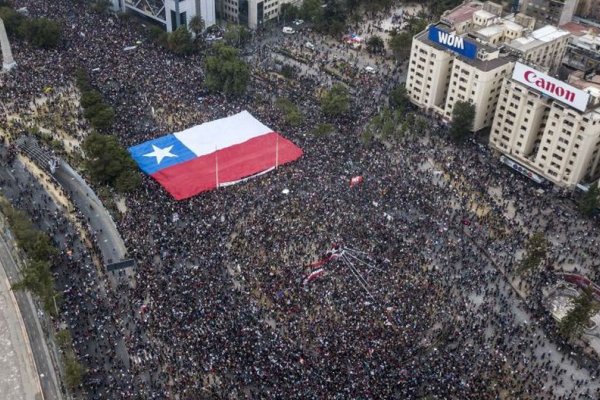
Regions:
[[350, 175, 364, 187], [303, 268, 325, 285]]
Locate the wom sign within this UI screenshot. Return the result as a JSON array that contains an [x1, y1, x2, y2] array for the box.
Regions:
[[428, 26, 478, 59], [512, 62, 590, 112]]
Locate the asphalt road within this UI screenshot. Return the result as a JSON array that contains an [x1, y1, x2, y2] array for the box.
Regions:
[[54, 161, 126, 265], [0, 148, 132, 398], [0, 230, 62, 400]]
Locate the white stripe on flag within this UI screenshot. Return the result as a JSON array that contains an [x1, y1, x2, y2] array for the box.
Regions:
[[174, 111, 273, 157]]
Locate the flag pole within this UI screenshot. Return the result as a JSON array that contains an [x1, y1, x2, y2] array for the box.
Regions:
[[275, 134, 279, 169], [215, 146, 219, 188]]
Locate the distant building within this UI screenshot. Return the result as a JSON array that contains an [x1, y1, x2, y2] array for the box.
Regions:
[[520, 0, 580, 28], [111, 0, 216, 32], [217, 0, 302, 29], [489, 64, 600, 187], [561, 22, 600, 73], [405, 1, 570, 131], [577, 0, 600, 20]]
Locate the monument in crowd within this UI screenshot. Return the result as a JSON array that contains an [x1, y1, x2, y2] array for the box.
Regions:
[[0, 17, 16, 71]]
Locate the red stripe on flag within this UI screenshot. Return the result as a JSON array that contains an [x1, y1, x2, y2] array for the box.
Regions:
[[151, 132, 303, 200]]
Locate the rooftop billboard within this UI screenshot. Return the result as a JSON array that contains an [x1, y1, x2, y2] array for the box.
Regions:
[[428, 26, 478, 59], [512, 62, 590, 112]]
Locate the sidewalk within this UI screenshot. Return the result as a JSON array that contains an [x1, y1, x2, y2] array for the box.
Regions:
[[0, 248, 43, 400]]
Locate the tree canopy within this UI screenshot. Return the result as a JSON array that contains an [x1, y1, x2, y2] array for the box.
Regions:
[[167, 26, 194, 55], [366, 35, 385, 54], [321, 84, 350, 117], [579, 185, 599, 217], [449, 101, 475, 142], [188, 15, 205, 36], [82, 133, 141, 193], [518, 231, 549, 274], [204, 44, 250, 97], [559, 287, 600, 338]]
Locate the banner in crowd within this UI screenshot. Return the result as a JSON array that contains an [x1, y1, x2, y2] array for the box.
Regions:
[[129, 111, 303, 200]]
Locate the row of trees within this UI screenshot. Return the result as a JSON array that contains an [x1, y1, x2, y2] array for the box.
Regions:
[[0, 198, 58, 315], [74, 68, 140, 193], [75, 68, 115, 132], [147, 25, 195, 55], [0, 3, 61, 49], [56, 329, 86, 390], [0, 199, 87, 390]]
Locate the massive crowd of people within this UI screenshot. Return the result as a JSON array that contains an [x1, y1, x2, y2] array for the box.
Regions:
[[2, 1, 600, 399]]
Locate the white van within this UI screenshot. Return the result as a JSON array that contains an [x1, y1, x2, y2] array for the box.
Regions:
[[282, 27, 295, 34]]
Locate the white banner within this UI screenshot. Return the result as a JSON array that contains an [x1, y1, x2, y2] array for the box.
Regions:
[[512, 62, 590, 112]]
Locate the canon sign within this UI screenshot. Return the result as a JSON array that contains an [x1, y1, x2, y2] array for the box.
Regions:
[[512, 62, 590, 112]]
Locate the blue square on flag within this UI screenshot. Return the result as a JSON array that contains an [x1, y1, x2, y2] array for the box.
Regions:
[[128, 134, 196, 175]]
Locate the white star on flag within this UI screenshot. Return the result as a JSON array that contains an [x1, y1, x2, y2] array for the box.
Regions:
[[143, 145, 177, 165]]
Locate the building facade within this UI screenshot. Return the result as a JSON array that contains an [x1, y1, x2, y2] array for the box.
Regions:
[[563, 31, 600, 72], [113, 0, 216, 32], [576, 0, 600, 20], [218, 0, 301, 28], [489, 63, 600, 187], [405, 1, 570, 132], [521, 0, 580, 27]]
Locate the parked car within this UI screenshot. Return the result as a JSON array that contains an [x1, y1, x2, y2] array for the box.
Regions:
[[282, 27, 295, 34]]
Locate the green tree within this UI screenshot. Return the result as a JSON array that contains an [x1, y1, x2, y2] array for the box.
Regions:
[[204, 44, 250, 97], [19, 18, 61, 49], [321, 84, 350, 117], [224, 24, 251, 48], [0, 6, 24, 36], [366, 35, 385, 54], [80, 90, 103, 109], [82, 133, 140, 192], [449, 100, 475, 142], [280, 3, 300, 22], [405, 16, 428, 36], [579, 185, 599, 217], [188, 15, 205, 36], [147, 25, 168, 46], [388, 84, 410, 111], [301, 0, 323, 21], [167, 26, 194, 55], [316, 0, 347, 36], [84, 103, 115, 131], [64, 353, 85, 390], [559, 287, 600, 338], [388, 30, 412, 60], [114, 169, 141, 193], [518, 231, 548, 274], [91, 0, 111, 13], [275, 98, 304, 127]]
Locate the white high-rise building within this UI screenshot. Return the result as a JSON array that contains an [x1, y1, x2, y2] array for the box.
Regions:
[[489, 64, 600, 187], [405, 1, 570, 132], [112, 0, 216, 32], [218, 0, 301, 29]]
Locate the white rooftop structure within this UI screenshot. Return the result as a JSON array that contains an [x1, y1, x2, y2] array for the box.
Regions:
[[507, 25, 570, 51]]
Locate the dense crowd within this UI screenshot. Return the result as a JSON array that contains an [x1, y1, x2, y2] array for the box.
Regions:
[[2, 1, 600, 399]]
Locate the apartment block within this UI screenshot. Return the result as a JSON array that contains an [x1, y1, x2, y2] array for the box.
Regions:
[[490, 63, 600, 187], [405, 1, 570, 131]]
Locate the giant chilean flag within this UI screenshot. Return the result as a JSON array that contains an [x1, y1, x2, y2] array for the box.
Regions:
[[129, 111, 303, 200]]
